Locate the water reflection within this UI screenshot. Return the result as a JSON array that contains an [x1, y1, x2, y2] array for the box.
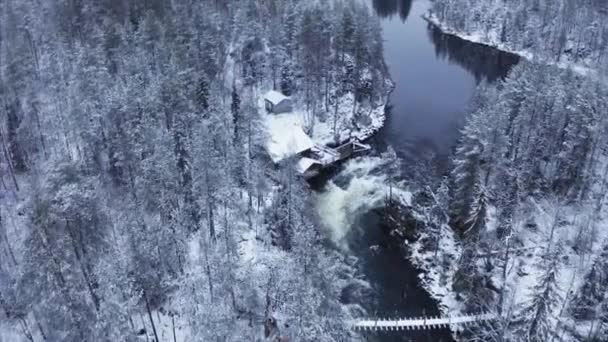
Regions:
[[372, 0, 413, 21], [345, 2, 518, 341], [427, 23, 520, 83], [369, 0, 520, 167]]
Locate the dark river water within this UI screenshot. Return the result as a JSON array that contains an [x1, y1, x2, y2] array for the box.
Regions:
[[376, 0, 519, 169], [315, 1, 519, 341]]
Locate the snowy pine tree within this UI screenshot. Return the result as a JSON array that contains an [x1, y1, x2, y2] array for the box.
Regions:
[[515, 244, 564, 341]]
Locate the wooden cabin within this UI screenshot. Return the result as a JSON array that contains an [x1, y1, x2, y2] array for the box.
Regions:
[[264, 90, 293, 114]]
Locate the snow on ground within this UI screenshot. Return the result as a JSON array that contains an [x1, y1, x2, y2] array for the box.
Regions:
[[0, 321, 24, 342], [423, 13, 600, 79], [512, 198, 608, 339], [238, 229, 259, 265], [263, 111, 314, 163], [0, 182, 276, 342], [258, 83, 388, 160], [258, 88, 388, 171], [420, 9, 608, 338], [308, 92, 388, 146], [410, 223, 464, 320], [132, 310, 191, 342], [409, 193, 608, 338], [223, 45, 237, 91]]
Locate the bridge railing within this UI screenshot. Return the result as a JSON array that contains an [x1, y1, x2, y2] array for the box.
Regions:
[[351, 313, 496, 331]]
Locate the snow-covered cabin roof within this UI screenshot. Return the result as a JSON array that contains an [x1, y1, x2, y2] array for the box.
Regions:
[[265, 114, 314, 163], [264, 90, 290, 105], [297, 157, 322, 174]]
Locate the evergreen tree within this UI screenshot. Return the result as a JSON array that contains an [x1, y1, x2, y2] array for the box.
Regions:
[[450, 132, 483, 236], [0, 1, 384, 340], [571, 242, 608, 320], [515, 245, 564, 341]]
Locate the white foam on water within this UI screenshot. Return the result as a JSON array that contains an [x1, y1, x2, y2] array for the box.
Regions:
[[315, 153, 411, 248]]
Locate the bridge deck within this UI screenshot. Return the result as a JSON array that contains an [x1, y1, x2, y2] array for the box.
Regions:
[[352, 313, 495, 331]]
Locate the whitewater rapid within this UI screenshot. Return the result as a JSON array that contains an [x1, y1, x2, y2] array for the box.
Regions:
[[314, 150, 412, 248]]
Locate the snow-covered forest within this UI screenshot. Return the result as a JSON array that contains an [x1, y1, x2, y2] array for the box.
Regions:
[[0, 0, 390, 341], [3, 0, 608, 341], [432, 63, 608, 341], [428, 0, 608, 74], [405, 0, 608, 341]]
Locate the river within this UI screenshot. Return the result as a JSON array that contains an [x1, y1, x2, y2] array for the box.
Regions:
[[314, 0, 519, 341]]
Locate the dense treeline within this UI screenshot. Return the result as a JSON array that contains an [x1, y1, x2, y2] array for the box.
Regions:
[[371, 0, 413, 21], [451, 63, 608, 237], [427, 24, 520, 83], [430, 0, 608, 73], [420, 2, 608, 340], [444, 62, 608, 341], [0, 0, 387, 340], [372, 0, 608, 337]]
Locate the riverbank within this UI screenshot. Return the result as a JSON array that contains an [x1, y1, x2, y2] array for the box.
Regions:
[[382, 191, 465, 335], [423, 12, 599, 78], [422, 4, 608, 340], [313, 152, 458, 342], [313, 2, 521, 341]]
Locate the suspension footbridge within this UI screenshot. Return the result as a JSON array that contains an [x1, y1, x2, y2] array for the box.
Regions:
[[351, 313, 496, 331]]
